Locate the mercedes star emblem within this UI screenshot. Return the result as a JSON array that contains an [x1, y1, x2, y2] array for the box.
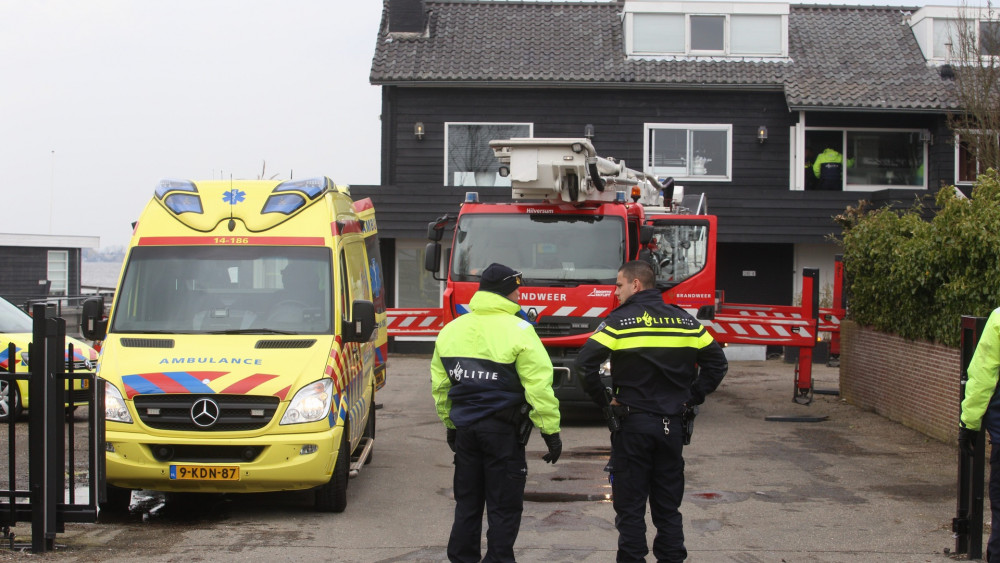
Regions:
[[190, 397, 221, 428]]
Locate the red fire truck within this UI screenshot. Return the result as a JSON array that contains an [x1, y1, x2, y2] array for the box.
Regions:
[[388, 138, 843, 406]]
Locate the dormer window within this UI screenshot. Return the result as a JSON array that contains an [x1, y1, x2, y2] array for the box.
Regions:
[[625, 2, 788, 58], [911, 6, 1000, 62]]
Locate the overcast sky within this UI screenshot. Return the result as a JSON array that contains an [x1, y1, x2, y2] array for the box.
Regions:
[[0, 0, 980, 249]]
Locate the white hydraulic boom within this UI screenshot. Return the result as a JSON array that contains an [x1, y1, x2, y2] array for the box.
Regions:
[[489, 137, 668, 205]]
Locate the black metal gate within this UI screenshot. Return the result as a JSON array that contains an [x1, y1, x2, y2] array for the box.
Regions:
[[0, 304, 104, 552], [955, 315, 988, 560]]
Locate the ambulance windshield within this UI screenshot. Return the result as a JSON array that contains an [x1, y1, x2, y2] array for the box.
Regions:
[[111, 246, 333, 334], [0, 297, 33, 333], [450, 214, 625, 284]]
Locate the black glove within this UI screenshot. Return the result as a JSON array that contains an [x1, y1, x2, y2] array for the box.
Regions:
[[959, 426, 979, 458], [446, 428, 457, 453], [541, 432, 562, 464]]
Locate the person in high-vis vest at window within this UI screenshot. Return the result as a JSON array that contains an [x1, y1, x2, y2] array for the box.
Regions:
[[431, 262, 562, 563], [576, 260, 728, 563], [960, 308, 1000, 563]]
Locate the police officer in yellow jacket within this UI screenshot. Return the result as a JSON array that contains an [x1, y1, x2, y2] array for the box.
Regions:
[[960, 307, 1000, 562], [431, 263, 562, 563], [575, 260, 728, 563]]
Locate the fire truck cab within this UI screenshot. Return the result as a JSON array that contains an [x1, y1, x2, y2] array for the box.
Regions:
[[424, 138, 718, 403]]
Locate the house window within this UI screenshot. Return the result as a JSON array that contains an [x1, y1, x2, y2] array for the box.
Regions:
[[396, 241, 444, 308], [804, 129, 926, 191], [645, 124, 731, 181], [980, 20, 1000, 56], [47, 250, 68, 296], [628, 9, 786, 57], [633, 14, 683, 53], [932, 18, 964, 59], [955, 132, 1000, 183], [690, 15, 724, 52], [731, 15, 782, 55], [445, 123, 531, 187]]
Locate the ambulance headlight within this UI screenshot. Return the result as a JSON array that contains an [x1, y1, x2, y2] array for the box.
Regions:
[[105, 384, 132, 424], [281, 379, 334, 425]]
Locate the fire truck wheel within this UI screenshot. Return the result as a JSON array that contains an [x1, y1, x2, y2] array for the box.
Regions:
[[0, 381, 22, 422], [315, 428, 350, 513]]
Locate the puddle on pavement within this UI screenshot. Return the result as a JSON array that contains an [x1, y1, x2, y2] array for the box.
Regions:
[[686, 490, 749, 504], [524, 491, 611, 503], [558, 447, 610, 460]]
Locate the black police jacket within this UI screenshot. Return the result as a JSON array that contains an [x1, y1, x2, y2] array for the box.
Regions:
[[575, 289, 729, 417]]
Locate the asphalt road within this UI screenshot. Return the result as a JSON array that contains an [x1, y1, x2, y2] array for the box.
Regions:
[[0, 356, 971, 562]]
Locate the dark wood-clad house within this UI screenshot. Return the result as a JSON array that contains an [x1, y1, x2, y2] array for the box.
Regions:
[[0, 233, 98, 306], [358, 0, 977, 325]]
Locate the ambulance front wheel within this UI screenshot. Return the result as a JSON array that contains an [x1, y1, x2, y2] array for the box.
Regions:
[[315, 429, 350, 512], [98, 484, 132, 517], [0, 381, 22, 422]]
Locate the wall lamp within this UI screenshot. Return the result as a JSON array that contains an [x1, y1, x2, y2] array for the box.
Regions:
[[919, 130, 934, 145], [584, 123, 595, 140], [757, 125, 768, 143], [414, 121, 425, 141]]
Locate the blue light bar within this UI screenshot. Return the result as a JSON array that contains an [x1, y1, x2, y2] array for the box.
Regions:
[[465, 192, 480, 203], [164, 193, 203, 215], [273, 177, 330, 199], [262, 193, 306, 215], [615, 191, 626, 203], [155, 179, 198, 200]]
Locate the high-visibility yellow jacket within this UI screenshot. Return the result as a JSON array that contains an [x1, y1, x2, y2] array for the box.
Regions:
[[431, 290, 561, 434], [813, 148, 843, 179], [961, 308, 1000, 432]]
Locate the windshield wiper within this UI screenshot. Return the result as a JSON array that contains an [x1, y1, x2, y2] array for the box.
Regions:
[[523, 278, 607, 286], [206, 329, 297, 335]]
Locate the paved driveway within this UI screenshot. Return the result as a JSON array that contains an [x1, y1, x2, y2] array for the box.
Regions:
[[0, 356, 967, 562]]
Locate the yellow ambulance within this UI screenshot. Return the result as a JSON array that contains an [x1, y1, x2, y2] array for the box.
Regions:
[[82, 176, 384, 512]]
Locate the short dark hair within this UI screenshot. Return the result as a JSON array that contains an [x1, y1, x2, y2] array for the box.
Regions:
[[619, 260, 654, 290]]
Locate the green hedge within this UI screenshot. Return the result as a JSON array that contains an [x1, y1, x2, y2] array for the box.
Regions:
[[837, 169, 1000, 347]]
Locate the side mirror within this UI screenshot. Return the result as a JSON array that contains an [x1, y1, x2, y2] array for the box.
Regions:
[[343, 300, 377, 343], [424, 242, 441, 274], [81, 297, 108, 341], [426, 215, 452, 242], [639, 225, 654, 245]]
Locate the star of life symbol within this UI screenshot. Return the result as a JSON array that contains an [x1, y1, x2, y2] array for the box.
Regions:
[[223, 189, 246, 205]]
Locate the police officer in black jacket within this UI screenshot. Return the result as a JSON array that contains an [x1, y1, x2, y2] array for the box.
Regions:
[[575, 260, 728, 563]]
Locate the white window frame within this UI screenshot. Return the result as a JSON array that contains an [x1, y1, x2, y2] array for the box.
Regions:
[[444, 122, 533, 187], [799, 126, 928, 192], [624, 2, 788, 59], [47, 250, 68, 296], [643, 123, 733, 182], [954, 130, 1000, 184]]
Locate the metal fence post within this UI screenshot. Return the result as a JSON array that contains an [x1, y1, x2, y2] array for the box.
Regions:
[[956, 315, 988, 559], [28, 305, 54, 552]]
